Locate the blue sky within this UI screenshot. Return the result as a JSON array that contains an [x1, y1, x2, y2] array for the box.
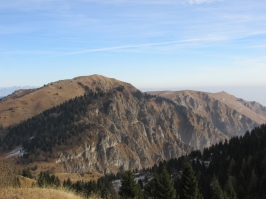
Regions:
[[0, 0, 266, 104]]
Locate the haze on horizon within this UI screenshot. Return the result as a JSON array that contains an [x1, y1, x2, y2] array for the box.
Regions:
[[0, 0, 266, 105]]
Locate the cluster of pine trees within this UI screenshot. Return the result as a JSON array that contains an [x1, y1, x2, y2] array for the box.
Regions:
[[108, 124, 266, 198], [1, 87, 96, 152], [118, 164, 202, 199], [62, 176, 114, 198], [0, 86, 115, 162], [37, 171, 61, 187], [19, 168, 112, 198]]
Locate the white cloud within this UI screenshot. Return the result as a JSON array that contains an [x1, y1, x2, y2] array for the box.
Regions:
[[186, 0, 222, 4]]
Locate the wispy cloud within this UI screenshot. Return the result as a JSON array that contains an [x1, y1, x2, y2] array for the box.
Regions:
[[186, 0, 222, 4], [0, 35, 227, 56]]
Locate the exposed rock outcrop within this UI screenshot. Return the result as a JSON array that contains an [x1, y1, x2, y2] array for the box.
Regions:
[[56, 89, 195, 174]]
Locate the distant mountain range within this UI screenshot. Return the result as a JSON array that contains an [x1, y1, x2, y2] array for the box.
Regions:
[[0, 75, 265, 175], [0, 86, 38, 98]]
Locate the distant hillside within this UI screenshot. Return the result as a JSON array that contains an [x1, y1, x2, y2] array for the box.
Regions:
[[0, 75, 264, 175], [0, 86, 38, 97], [148, 90, 266, 138]]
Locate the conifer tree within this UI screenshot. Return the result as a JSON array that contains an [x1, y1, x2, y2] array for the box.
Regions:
[[138, 179, 144, 189], [143, 178, 155, 198], [63, 177, 72, 188], [259, 171, 266, 196], [119, 170, 143, 199], [22, 167, 32, 179], [211, 179, 224, 199], [224, 180, 237, 199], [156, 167, 176, 199], [180, 163, 203, 199], [144, 166, 176, 199], [248, 169, 258, 194]]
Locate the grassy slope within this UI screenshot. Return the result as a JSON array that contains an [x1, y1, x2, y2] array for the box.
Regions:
[[0, 74, 136, 128], [0, 187, 100, 199]]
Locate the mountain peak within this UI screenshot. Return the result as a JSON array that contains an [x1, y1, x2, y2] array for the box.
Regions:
[[0, 74, 137, 128]]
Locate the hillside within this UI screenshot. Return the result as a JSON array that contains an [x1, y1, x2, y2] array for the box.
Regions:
[[0, 77, 194, 174], [0, 75, 264, 175], [148, 90, 266, 137], [0, 187, 91, 199], [0, 74, 136, 129]]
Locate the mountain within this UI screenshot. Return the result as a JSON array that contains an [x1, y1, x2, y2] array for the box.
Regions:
[[148, 90, 266, 138], [0, 86, 38, 98], [0, 75, 265, 174], [0, 75, 135, 129]]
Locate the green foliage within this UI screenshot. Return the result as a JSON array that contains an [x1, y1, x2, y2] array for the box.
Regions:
[[63, 177, 72, 188], [180, 163, 203, 199], [210, 179, 224, 199], [138, 178, 144, 189], [224, 181, 238, 199], [22, 167, 32, 179], [144, 166, 176, 199], [62, 176, 114, 198], [70, 180, 98, 197], [119, 170, 143, 199], [133, 90, 143, 101], [37, 171, 60, 187]]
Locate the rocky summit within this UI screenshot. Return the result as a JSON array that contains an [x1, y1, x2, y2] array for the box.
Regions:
[[0, 75, 265, 174]]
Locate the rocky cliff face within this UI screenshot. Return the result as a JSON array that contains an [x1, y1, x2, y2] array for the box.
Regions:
[[148, 90, 265, 139], [55, 89, 194, 174], [54, 88, 230, 174]]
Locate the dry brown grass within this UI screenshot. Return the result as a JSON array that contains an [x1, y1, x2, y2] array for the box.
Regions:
[[0, 158, 17, 188], [17, 176, 36, 188], [0, 74, 136, 129], [0, 187, 101, 199], [0, 158, 101, 199], [55, 172, 103, 183]]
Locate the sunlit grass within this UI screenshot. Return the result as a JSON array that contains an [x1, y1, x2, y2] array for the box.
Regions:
[[0, 187, 101, 199]]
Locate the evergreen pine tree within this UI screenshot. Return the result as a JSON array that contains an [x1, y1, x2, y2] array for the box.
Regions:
[[119, 170, 143, 199], [144, 166, 176, 199], [180, 163, 203, 199], [259, 171, 266, 196], [211, 179, 224, 199], [248, 169, 257, 194], [138, 179, 144, 189], [155, 167, 176, 199], [22, 168, 32, 179], [144, 176, 156, 198], [224, 181, 238, 199]]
